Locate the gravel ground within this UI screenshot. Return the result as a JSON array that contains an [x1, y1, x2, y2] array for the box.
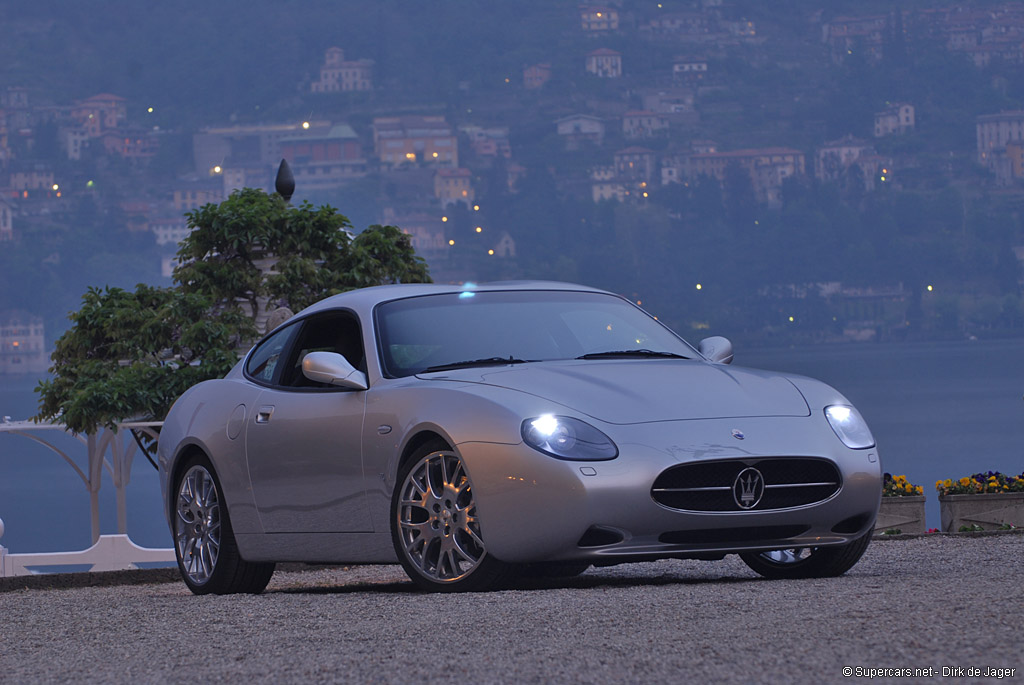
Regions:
[[1, 533, 1021, 684]]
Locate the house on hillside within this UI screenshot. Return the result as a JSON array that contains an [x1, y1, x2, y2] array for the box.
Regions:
[[580, 6, 619, 33], [373, 115, 457, 167], [586, 48, 622, 78], [874, 103, 915, 137], [278, 124, 368, 189], [0, 312, 46, 374], [523, 63, 552, 89], [622, 111, 669, 139], [434, 168, 474, 207], [310, 47, 374, 93], [71, 94, 127, 138], [0, 197, 13, 241], [555, 114, 605, 149]]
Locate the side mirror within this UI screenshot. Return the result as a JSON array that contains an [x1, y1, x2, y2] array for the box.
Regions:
[[698, 336, 734, 365], [302, 351, 368, 390]]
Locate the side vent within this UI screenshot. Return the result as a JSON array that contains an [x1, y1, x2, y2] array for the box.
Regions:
[[577, 526, 625, 548]]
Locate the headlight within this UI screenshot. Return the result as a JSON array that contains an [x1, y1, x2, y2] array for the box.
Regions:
[[825, 405, 875, 449], [521, 415, 618, 461]]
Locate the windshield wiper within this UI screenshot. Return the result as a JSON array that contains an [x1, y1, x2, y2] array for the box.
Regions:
[[577, 349, 688, 360], [420, 356, 530, 373]]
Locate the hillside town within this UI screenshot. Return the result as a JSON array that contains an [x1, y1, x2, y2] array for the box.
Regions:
[[3, 0, 1024, 371]]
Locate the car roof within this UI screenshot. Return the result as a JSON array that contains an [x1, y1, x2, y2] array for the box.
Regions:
[[297, 280, 612, 317]]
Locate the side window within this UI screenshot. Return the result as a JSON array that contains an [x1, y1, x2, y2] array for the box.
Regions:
[[279, 311, 365, 389], [245, 323, 299, 384]]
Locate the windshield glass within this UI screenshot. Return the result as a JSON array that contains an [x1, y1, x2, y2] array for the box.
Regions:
[[376, 290, 697, 378]]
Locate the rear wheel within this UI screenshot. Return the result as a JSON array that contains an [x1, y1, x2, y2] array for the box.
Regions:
[[739, 531, 872, 580], [173, 454, 275, 595], [391, 441, 514, 592]]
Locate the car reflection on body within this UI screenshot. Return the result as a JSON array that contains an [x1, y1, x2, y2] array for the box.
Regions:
[[158, 281, 881, 594]]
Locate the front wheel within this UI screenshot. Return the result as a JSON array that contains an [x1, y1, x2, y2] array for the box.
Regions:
[[173, 454, 275, 595], [391, 441, 514, 592], [739, 531, 872, 580]]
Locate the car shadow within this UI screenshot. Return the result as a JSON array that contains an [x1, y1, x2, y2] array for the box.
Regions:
[[267, 571, 764, 596]]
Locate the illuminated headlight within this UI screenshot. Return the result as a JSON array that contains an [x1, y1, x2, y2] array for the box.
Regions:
[[825, 405, 875, 449], [521, 415, 618, 461]]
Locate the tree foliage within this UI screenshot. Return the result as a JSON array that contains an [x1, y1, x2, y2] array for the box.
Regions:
[[36, 188, 431, 434]]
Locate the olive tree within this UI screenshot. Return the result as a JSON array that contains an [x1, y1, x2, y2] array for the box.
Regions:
[[36, 188, 430, 434]]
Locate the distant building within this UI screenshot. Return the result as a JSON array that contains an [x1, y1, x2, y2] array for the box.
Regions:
[[821, 14, 889, 63], [373, 115, 458, 167], [586, 48, 622, 78], [580, 6, 619, 33], [688, 147, 805, 205], [0, 198, 12, 241], [639, 12, 712, 37], [381, 208, 447, 255], [622, 111, 669, 139], [555, 114, 605, 149], [461, 125, 511, 159], [172, 179, 224, 211], [672, 57, 708, 82], [310, 47, 374, 93], [70, 93, 127, 138], [151, 214, 191, 246], [614, 147, 657, 183], [816, 135, 875, 182], [523, 63, 552, 90], [101, 128, 159, 161], [277, 124, 368, 189], [491, 231, 516, 258], [434, 168, 474, 207], [9, 165, 54, 193], [59, 126, 89, 161], [977, 110, 1024, 183], [193, 121, 334, 174], [874, 103, 915, 137], [0, 312, 47, 375]]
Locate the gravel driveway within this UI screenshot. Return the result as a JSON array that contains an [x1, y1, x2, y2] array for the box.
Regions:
[[1, 533, 1021, 684]]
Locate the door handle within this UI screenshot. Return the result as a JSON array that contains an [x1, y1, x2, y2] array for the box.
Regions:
[[255, 405, 275, 423]]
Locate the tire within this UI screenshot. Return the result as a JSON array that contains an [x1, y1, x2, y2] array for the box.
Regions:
[[391, 440, 514, 592], [739, 530, 872, 580], [173, 454, 275, 595]]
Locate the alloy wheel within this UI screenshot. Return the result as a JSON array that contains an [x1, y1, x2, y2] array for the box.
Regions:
[[396, 450, 486, 583], [175, 464, 222, 585]]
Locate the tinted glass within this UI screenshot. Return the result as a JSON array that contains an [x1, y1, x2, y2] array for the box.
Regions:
[[245, 323, 298, 384], [279, 311, 364, 388], [377, 290, 695, 377]]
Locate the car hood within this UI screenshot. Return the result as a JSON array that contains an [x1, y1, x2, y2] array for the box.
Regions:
[[418, 360, 810, 424]]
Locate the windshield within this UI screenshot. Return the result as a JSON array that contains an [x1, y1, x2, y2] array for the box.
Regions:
[[376, 290, 697, 378]]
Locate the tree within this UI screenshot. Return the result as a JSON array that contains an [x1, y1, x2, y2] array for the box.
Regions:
[[36, 188, 431, 434]]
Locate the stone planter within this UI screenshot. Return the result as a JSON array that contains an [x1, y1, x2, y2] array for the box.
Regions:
[[874, 495, 926, 536], [939, 492, 1024, 532]]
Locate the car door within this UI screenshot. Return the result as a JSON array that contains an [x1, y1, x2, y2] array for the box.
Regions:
[[244, 310, 373, 533]]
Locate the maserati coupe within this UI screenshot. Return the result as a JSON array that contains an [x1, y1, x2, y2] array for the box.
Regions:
[[158, 281, 881, 593]]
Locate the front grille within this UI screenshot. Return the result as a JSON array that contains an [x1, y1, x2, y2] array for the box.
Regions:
[[659, 525, 810, 545], [651, 457, 841, 512]]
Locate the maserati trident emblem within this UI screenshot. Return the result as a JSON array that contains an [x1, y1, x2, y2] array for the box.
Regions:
[[731, 428, 745, 440], [733, 467, 764, 509]]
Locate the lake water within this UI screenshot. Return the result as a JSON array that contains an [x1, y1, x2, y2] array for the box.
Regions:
[[1, 339, 1022, 552]]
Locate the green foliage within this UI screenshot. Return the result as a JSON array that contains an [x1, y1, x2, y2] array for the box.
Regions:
[[36, 189, 431, 433]]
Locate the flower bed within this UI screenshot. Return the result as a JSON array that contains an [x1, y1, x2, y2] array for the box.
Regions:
[[876, 474, 926, 535], [936, 471, 1024, 532]]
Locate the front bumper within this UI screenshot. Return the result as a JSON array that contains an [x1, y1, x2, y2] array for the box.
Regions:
[[460, 416, 882, 564]]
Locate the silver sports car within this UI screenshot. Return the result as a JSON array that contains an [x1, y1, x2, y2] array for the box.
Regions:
[[158, 281, 882, 594]]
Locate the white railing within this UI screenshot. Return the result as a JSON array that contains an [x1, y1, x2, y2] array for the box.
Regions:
[[0, 419, 176, 576]]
